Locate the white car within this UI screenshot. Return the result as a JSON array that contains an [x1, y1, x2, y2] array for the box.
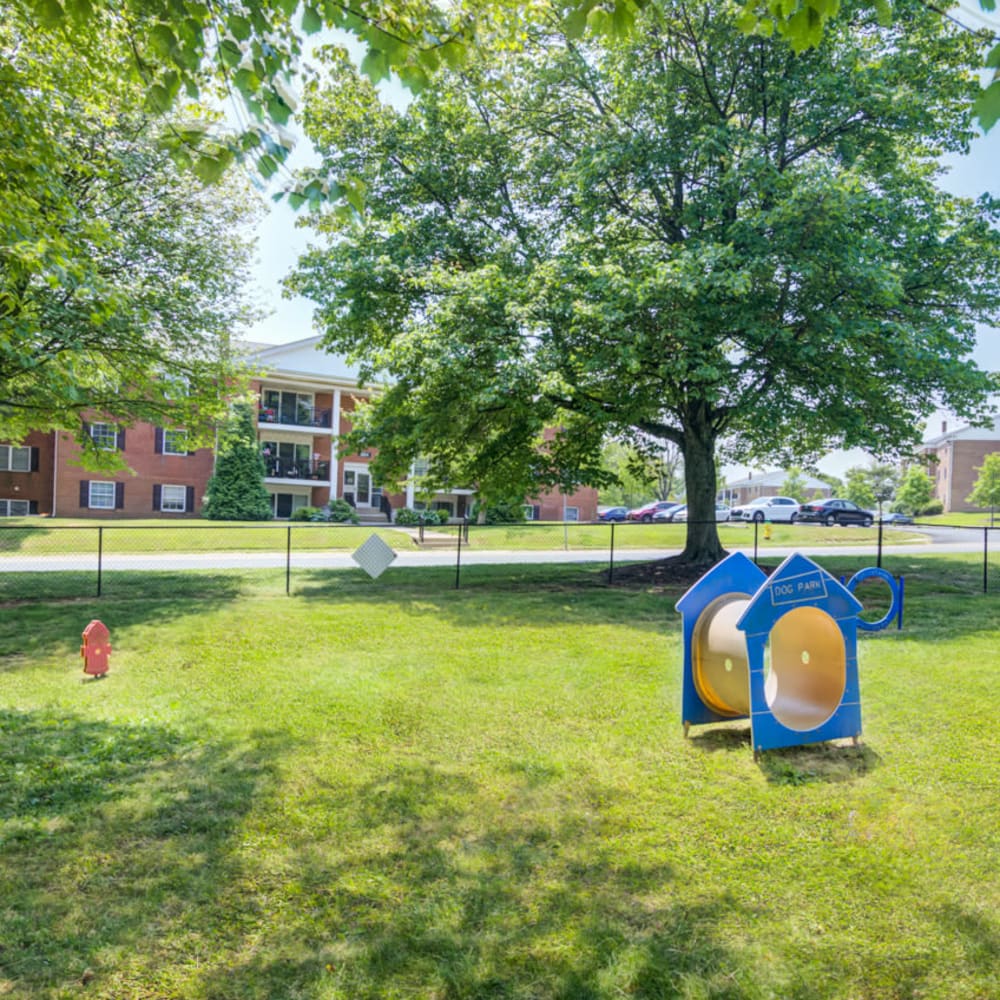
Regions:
[[730, 496, 801, 523], [673, 503, 731, 522]]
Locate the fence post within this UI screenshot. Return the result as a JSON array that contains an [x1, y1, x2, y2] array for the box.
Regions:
[[286, 524, 292, 596], [876, 517, 883, 569], [609, 521, 615, 585], [97, 525, 103, 598], [455, 522, 462, 590], [753, 518, 759, 566], [984, 527, 989, 595]]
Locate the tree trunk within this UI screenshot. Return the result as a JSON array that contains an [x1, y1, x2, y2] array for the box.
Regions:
[[678, 412, 725, 566]]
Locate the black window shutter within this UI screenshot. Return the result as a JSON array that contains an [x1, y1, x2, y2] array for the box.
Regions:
[[30, 447, 39, 471], [186, 486, 195, 512], [533, 505, 541, 521], [154, 428, 163, 454], [153, 484, 162, 511], [80, 481, 89, 508], [117, 429, 126, 450], [29, 500, 38, 514], [115, 482, 124, 509]]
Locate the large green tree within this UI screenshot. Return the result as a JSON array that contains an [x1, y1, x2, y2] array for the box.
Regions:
[[966, 451, 1000, 523], [290, 0, 1000, 564], [1, 11, 259, 462], [895, 465, 935, 516]]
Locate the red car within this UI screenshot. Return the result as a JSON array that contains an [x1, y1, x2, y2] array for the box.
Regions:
[[627, 501, 683, 523]]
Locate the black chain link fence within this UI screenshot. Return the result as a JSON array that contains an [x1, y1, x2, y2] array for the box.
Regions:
[[0, 519, 997, 601]]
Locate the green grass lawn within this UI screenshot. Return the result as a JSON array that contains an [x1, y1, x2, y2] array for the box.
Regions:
[[1, 557, 998, 999], [0, 518, 928, 560]]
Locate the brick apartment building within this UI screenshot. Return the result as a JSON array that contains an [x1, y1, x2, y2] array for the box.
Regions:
[[1, 337, 597, 522], [917, 417, 1000, 513]]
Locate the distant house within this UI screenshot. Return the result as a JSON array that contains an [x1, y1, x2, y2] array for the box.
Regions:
[[916, 417, 1000, 513], [720, 470, 833, 507]]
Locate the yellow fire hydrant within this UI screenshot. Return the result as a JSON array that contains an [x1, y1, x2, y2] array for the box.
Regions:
[[763, 523, 772, 541]]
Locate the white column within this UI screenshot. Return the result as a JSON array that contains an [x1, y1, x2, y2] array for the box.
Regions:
[[330, 389, 341, 499], [405, 472, 415, 510]]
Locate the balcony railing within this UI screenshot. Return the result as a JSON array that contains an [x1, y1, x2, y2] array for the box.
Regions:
[[263, 458, 331, 480], [258, 406, 332, 429]]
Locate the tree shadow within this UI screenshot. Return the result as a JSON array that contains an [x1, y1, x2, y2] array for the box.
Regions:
[[290, 565, 674, 633], [0, 708, 285, 993], [192, 759, 753, 1000], [0, 573, 252, 669]]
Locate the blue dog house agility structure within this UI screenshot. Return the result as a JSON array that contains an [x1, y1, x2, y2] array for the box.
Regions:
[[676, 552, 864, 754]]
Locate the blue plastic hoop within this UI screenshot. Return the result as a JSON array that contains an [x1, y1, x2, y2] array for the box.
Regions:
[[846, 567, 901, 632]]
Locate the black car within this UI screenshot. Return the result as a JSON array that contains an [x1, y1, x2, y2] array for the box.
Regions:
[[797, 498, 874, 527]]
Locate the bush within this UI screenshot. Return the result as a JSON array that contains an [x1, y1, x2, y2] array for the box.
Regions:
[[483, 500, 526, 524], [290, 506, 320, 522], [432, 508, 451, 525], [326, 498, 359, 524], [919, 500, 944, 516], [394, 507, 422, 526]]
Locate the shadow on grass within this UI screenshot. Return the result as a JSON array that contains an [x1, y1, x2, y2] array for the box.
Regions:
[[290, 564, 674, 633], [0, 573, 254, 666], [0, 708, 285, 994], [193, 760, 751, 1000], [687, 725, 880, 784], [758, 741, 881, 785]]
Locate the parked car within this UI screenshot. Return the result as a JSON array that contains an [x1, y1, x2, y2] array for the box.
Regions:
[[650, 503, 688, 522], [596, 506, 628, 522], [796, 498, 874, 527], [628, 500, 683, 523], [730, 496, 801, 523], [878, 511, 914, 525], [673, 503, 731, 522]]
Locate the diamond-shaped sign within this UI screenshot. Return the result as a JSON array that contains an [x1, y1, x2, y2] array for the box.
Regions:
[[351, 533, 397, 579]]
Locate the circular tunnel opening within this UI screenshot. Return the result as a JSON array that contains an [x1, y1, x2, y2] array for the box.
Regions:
[[763, 606, 846, 732], [692, 594, 752, 717]]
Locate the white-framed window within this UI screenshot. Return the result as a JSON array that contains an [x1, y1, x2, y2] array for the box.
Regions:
[[0, 445, 31, 472], [0, 499, 30, 516], [564, 507, 580, 522], [160, 485, 187, 512], [412, 457, 431, 477], [163, 429, 188, 455], [89, 481, 116, 509], [523, 505, 536, 521], [89, 423, 118, 451]]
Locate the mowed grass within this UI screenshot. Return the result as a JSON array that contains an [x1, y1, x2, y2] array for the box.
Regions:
[[0, 557, 997, 999], [0, 518, 927, 560]]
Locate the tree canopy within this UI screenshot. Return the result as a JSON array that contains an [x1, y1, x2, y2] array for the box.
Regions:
[[966, 451, 1000, 521], [289, 0, 1000, 563], [1, 9, 259, 462], [895, 465, 935, 515]]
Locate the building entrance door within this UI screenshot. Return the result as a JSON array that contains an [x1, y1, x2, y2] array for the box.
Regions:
[[344, 465, 376, 511]]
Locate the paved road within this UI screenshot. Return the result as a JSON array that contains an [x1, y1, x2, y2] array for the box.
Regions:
[[0, 526, 987, 573]]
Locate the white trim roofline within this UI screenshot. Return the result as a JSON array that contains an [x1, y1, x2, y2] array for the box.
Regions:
[[919, 415, 1000, 450]]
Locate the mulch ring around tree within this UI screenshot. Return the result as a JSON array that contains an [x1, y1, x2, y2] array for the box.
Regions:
[[610, 553, 776, 590]]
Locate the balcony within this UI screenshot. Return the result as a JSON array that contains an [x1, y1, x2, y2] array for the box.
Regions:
[[264, 458, 331, 481], [258, 406, 332, 429]]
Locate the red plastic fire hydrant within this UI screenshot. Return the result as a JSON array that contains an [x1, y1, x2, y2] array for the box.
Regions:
[[81, 620, 111, 677]]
